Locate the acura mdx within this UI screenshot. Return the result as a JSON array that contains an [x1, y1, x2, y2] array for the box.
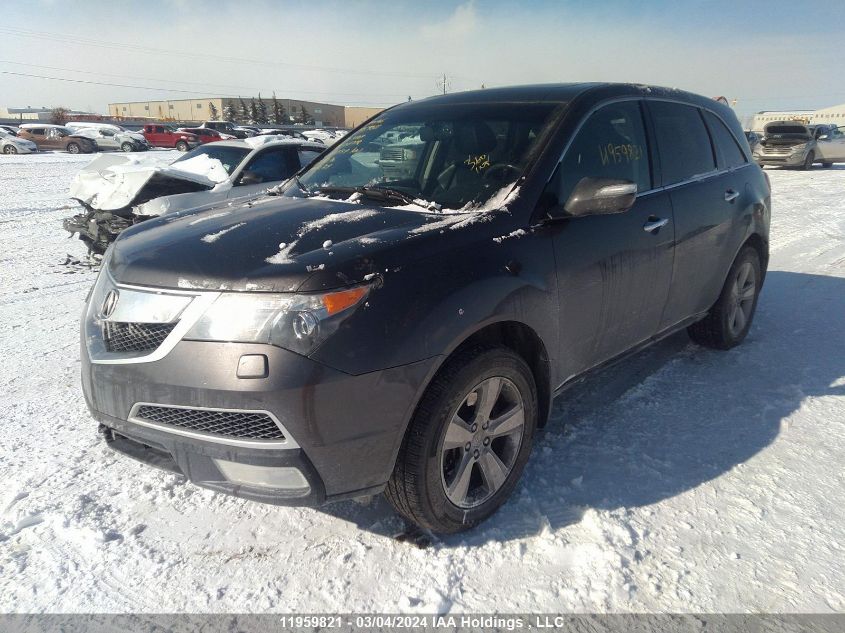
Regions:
[[81, 83, 770, 533]]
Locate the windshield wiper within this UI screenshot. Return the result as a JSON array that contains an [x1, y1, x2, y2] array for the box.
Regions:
[[266, 174, 311, 197], [316, 185, 441, 211]]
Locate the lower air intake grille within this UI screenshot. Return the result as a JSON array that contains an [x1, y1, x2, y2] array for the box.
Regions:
[[134, 405, 285, 441], [104, 322, 176, 353]]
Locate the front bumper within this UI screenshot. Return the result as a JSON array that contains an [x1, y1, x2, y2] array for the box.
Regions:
[[82, 337, 437, 506], [754, 150, 808, 167]]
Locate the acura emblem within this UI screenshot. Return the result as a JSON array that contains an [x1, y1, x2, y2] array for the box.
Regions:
[[101, 289, 119, 318]]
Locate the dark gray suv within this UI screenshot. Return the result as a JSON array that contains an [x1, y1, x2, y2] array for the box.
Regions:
[[81, 83, 770, 533]]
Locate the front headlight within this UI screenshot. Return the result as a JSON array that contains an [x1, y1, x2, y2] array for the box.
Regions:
[[790, 143, 808, 154], [184, 285, 370, 355]]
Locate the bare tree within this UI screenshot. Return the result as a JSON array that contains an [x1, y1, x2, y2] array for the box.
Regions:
[[50, 107, 70, 125], [209, 102, 219, 120]]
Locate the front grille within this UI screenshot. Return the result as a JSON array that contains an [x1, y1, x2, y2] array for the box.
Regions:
[[761, 145, 793, 155], [104, 322, 176, 353], [134, 405, 285, 441]]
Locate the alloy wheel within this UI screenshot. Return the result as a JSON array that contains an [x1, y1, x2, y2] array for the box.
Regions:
[[440, 376, 525, 508], [728, 261, 756, 337]]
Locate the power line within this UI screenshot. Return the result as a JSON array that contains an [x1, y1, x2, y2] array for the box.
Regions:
[[0, 70, 401, 106], [0, 26, 469, 82], [0, 59, 416, 100]]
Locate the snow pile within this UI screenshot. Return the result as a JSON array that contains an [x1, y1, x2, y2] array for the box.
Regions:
[[168, 154, 229, 184], [201, 222, 246, 243]]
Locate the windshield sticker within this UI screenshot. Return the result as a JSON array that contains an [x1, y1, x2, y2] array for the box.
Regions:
[[465, 154, 491, 172]]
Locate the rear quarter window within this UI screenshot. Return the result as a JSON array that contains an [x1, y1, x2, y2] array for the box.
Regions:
[[703, 111, 747, 169], [648, 102, 716, 185]]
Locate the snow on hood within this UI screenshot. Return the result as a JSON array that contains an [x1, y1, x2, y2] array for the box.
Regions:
[[69, 153, 225, 212]]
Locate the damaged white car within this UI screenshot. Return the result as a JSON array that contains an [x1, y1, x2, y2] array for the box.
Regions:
[[63, 137, 325, 253]]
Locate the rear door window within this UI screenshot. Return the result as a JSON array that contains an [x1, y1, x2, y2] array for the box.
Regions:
[[551, 100, 651, 203], [703, 111, 746, 169], [648, 102, 716, 185], [298, 149, 322, 169]]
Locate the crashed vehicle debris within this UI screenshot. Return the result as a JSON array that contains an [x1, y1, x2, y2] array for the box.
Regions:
[[63, 138, 325, 253], [81, 83, 770, 533]]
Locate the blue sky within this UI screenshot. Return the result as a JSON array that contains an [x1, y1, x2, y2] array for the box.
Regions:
[[1, 0, 843, 121]]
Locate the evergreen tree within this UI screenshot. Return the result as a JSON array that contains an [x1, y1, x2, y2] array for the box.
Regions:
[[257, 93, 269, 125], [238, 97, 250, 123], [272, 93, 283, 124], [298, 105, 312, 125], [224, 101, 238, 122], [209, 102, 219, 120], [249, 98, 259, 125]]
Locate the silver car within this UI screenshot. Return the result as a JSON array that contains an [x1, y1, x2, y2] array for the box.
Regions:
[[753, 121, 845, 169], [0, 129, 38, 154], [73, 127, 150, 152]]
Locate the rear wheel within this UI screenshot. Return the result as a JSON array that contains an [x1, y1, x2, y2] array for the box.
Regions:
[[175, 141, 188, 152], [385, 345, 537, 533], [3, 144, 17, 154], [66, 142, 80, 154], [801, 151, 815, 170], [687, 246, 761, 350], [121, 142, 134, 152]]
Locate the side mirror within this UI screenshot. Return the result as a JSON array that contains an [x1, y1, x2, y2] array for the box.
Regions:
[[560, 177, 637, 217], [818, 134, 829, 141], [239, 170, 263, 186]]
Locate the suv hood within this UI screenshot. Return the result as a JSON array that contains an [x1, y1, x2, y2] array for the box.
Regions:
[[762, 122, 812, 144], [70, 153, 225, 212], [109, 196, 500, 292]]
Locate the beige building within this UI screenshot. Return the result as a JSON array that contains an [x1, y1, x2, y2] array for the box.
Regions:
[[107, 96, 385, 128]]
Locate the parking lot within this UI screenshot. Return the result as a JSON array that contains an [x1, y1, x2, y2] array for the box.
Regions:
[[0, 153, 844, 612]]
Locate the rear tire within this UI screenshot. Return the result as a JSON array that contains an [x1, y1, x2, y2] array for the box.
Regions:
[[66, 142, 80, 154], [176, 141, 188, 152], [121, 142, 134, 152], [3, 145, 17, 154], [687, 246, 761, 350], [385, 345, 537, 533], [801, 151, 814, 170]]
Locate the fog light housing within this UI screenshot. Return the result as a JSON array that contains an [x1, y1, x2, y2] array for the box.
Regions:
[[214, 459, 310, 494]]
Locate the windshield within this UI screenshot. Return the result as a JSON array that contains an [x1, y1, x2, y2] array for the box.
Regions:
[[173, 144, 251, 175], [288, 101, 563, 210]]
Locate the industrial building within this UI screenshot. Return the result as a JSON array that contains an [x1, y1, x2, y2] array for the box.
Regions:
[[751, 103, 845, 132], [106, 97, 384, 128]]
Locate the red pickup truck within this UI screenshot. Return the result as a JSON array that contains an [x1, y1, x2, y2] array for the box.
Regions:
[[142, 124, 201, 151]]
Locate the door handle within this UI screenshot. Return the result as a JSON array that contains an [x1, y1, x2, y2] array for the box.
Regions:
[[724, 189, 739, 203], [643, 217, 669, 233]]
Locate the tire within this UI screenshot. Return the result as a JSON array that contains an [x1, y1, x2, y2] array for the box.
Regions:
[[3, 144, 17, 154], [385, 345, 538, 533], [687, 246, 762, 350], [66, 142, 80, 154], [822, 162, 833, 168], [121, 142, 134, 152], [801, 151, 814, 170], [175, 141, 188, 152]]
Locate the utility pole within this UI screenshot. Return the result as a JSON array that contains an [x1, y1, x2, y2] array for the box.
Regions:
[[436, 74, 451, 95]]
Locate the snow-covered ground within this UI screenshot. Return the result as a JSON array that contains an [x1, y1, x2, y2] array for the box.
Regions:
[[0, 154, 843, 613]]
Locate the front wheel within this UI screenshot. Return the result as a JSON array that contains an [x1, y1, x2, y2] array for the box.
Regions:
[[687, 246, 762, 350], [121, 142, 134, 152], [66, 142, 80, 154], [175, 141, 188, 152], [3, 145, 17, 154], [385, 345, 537, 533]]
